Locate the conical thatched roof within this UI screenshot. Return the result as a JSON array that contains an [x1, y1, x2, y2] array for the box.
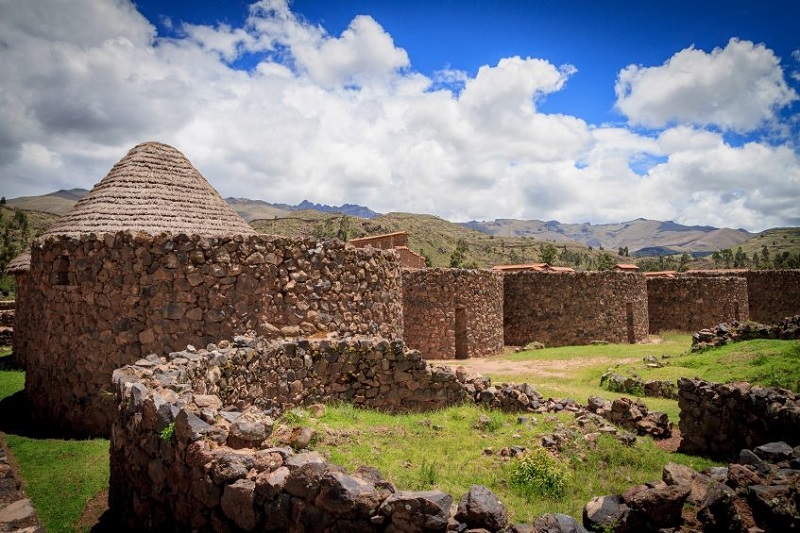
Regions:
[[42, 141, 256, 238], [5, 250, 31, 274]]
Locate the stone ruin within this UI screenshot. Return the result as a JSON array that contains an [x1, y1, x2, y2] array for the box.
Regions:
[[110, 331, 677, 531], [646, 274, 749, 333], [503, 270, 650, 348], [678, 377, 800, 460]]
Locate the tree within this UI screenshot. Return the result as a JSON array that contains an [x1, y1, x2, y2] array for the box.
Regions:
[[711, 251, 721, 268], [733, 247, 747, 268], [678, 252, 691, 272], [761, 245, 770, 265], [618, 246, 629, 257], [0, 197, 5, 206], [597, 252, 615, 271], [720, 248, 733, 269], [336, 215, 351, 241], [539, 243, 557, 265], [449, 239, 469, 268]]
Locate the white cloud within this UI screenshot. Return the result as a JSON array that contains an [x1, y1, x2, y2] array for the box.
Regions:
[[0, 0, 798, 232], [615, 38, 798, 132]]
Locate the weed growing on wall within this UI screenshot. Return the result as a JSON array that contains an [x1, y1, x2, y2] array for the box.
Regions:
[[159, 422, 175, 443]]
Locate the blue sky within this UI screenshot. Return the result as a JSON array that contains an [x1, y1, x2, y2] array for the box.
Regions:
[[1, 0, 799, 230]]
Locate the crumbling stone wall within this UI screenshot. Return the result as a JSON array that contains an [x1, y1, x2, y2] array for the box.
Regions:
[[678, 378, 800, 459], [647, 275, 749, 333], [25, 232, 403, 435], [401, 268, 503, 359], [109, 335, 479, 530], [503, 271, 649, 347], [742, 270, 800, 323]]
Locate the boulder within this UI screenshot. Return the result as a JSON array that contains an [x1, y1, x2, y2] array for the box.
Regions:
[[531, 513, 589, 532], [379, 490, 453, 531], [455, 485, 508, 531], [582, 494, 630, 532]]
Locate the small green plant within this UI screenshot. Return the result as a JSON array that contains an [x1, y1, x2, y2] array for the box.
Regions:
[[159, 422, 175, 443], [509, 446, 569, 500], [416, 459, 438, 488], [283, 407, 307, 424]]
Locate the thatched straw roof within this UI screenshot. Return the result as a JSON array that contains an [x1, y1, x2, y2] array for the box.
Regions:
[[42, 141, 256, 238], [5, 251, 31, 275]]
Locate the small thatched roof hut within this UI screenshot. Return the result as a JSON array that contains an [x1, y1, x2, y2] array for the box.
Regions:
[[4, 251, 31, 275], [42, 141, 255, 238]]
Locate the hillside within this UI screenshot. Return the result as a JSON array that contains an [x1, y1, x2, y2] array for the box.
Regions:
[[254, 211, 614, 269], [0, 205, 60, 295], [462, 218, 753, 256], [6, 188, 89, 215]]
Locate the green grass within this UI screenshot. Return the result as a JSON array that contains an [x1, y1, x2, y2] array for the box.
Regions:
[[298, 402, 717, 522], [0, 348, 109, 532]]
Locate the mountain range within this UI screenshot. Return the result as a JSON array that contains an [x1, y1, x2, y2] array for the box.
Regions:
[[3, 188, 769, 257]]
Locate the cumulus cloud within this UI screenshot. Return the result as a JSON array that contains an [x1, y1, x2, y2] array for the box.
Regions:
[[0, 0, 798, 232], [615, 38, 798, 132]]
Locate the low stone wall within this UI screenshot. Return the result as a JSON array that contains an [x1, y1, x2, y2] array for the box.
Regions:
[[691, 315, 800, 351], [503, 271, 649, 347], [402, 268, 503, 359], [678, 378, 800, 459], [25, 232, 403, 436], [743, 270, 800, 324], [647, 275, 749, 333], [109, 335, 487, 530]]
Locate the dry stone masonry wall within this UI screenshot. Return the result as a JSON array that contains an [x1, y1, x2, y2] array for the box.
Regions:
[[25, 232, 403, 435], [646, 275, 749, 333], [743, 269, 800, 324], [503, 271, 649, 347], [678, 378, 800, 460], [401, 268, 504, 360], [108, 335, 496, 531]]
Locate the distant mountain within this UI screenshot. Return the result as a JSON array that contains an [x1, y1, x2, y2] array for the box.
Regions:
[[293, 200, 380, 219], [461, 218, 754, 256], [7, 188, 89, 215], [226, 198, 379, 221]]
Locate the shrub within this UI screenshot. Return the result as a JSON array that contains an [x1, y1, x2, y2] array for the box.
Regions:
[[508, 446, 568, 500]]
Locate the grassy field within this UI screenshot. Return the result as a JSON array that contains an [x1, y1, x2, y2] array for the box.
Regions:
[[0, 348, 109, 532], [0, 335, 798, 528]]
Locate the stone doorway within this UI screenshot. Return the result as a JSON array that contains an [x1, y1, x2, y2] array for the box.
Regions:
[[455, 307, 468, 359]]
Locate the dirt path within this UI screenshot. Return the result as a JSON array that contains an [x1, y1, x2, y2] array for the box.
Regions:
[[439, 354, 639, 379]]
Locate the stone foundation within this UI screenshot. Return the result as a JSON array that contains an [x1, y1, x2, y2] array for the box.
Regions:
[[401, 268, 503, 359], [647, 275, 749, 333], [678, 378, 800, 459], [503, 271, 649, 347], [25, 232, 403, 436]]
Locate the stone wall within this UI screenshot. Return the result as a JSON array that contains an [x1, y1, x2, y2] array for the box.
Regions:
[[11, 276, 30, 368], [678, 378, 800, 459], [503, 271, 649, 347], [25, 232, 403, 436], [647, 275, 749, 333], [742, 270, 800, 324], [109, 335, 482, 530], [0, 300, 13, 348], [401, 268, 503, 359]]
